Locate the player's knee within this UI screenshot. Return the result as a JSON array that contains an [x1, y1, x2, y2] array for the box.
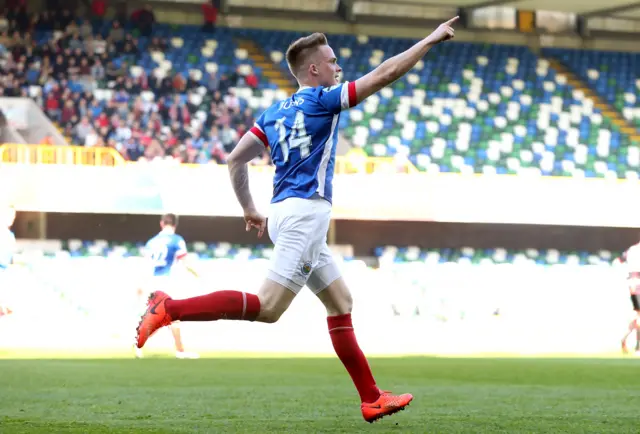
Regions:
[[340, 292, 354, 315], [258, 309, 284, 324], [256, 294, 290, 323], [325, 291, 353, 316], [256, 304, 287, 323]]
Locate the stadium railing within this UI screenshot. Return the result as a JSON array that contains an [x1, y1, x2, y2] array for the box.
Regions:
[[0, 143, 125, 167], [0, 144, 416, 174]]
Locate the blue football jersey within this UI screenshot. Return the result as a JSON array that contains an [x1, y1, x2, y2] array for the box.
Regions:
[[250, 81, 357, 204], [0, 228, 15, 270], [144, 231, 187, 277]]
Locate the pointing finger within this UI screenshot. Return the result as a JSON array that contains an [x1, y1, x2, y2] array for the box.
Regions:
[[445, 16, 459, 26]]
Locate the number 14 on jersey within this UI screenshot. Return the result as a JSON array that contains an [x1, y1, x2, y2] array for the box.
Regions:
[[275, 111, 311, 163]]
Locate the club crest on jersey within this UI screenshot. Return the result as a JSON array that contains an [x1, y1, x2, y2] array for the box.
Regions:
[[301, 261, 312, 275]]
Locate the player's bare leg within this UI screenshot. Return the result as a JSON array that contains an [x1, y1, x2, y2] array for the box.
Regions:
[[621, 314, 640, 354], [170, 321, 200, 359], [135, 278, 296, 348], [315, 275, 413, 423], [170, 323, 185, 352]]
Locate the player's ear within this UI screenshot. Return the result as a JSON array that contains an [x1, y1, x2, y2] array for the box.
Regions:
[[309, 63, 319, 77]]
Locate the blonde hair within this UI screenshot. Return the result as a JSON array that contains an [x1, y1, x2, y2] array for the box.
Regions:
[[285, 33, 328, 78]]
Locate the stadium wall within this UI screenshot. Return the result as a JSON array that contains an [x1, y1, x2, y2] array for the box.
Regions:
[[14, 212, 638, 256], [1, 254, 630, 355]]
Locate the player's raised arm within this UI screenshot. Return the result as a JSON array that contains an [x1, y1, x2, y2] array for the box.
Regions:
[[354, 16, 458, 104], [227, 132, 268, 238]]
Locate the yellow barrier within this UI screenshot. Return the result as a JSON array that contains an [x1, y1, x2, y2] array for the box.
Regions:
[[0, 144, 125, 167], [0, 143, 418, 174]]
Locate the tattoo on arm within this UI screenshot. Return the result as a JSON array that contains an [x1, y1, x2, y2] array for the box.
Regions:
[[229, 162, 255, 211]]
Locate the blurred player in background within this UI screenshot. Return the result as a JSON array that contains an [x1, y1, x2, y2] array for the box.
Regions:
[[0, 205, 16, 318], [617, 240, 640, 355], [136, 17, 458, 422], [135, 213, 199, 359]]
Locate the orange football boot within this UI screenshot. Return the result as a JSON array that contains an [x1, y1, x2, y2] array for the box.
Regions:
[[361, 390, 414, 423], [136, 291, 173, 349]]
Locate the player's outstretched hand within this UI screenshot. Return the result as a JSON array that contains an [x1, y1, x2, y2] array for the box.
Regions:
[[244, 208, 266, 238], [426, 16, 458, 45]]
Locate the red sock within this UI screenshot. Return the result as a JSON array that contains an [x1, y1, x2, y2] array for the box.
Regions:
[[165, 290, 260, 322], [328, 313, 380, 404]]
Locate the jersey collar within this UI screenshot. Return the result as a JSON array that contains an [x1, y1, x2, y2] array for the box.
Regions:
[[296, 86, 311, 93]]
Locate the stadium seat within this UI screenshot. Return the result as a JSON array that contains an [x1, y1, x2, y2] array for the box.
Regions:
[[375, 245, 619, 266]]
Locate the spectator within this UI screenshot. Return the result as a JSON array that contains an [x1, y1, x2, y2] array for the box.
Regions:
[[79, 19, 93, 40], [75, 116, 93, 143], [79, 57, 91, 76], [218, 74, 231, 94], [220, 124, 237, 152], [245, 70, 259, 89], [92, 34, 107, 55], [201, 2, 218, 33], [132, 5, 155, 38], [91, 0, 107, 26], [67, 31, 83, 51], [91, 58, 105, 83], [224, 89, 240, 111], [109, 21, 125, 45], [148, 37, 166, 53], [45, 92, 61, 121], [35, 11, 54, 32], [61, 99, 77, 126], [114, 119, 132, 143], [67, 57, 79, 77], [84, 127, 99, 147], [186, 71, 200, 91], [123, 39, 138, 57], [125, 137, 145, 161], [0, 13, 8, 34], [191, 130, 206, 150], [53, 55, 66, 78], [77, 99, 89, 119], [206, 71, 219, 92], [172, 73, 186, 93], [105, 61, 120, 81]]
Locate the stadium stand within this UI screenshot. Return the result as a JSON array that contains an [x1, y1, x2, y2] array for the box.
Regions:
[[375, 245, 618, 266], [0, 10, 637, 177], [15, 239, 619, 267], [1, 11, 270, 165], [543, 48, 640, 130]]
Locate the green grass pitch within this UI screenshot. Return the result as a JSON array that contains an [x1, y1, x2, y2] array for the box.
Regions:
[[1, 352, 639, 433]]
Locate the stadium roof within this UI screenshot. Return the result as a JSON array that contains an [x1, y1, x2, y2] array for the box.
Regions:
[[378, 0, 640, 17]]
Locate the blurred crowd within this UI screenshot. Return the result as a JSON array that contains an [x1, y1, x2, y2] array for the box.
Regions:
[[0, 2, 270, 165]]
